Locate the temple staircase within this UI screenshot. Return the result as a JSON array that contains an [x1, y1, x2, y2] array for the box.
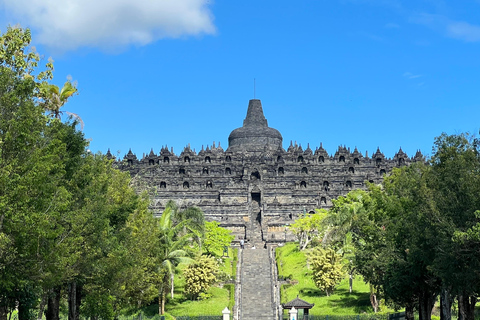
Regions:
[[239, 246, 276, 320]]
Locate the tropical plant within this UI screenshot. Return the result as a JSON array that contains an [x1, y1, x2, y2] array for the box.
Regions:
[[156, 202, 205, 314], [38, 80, 83, 128], [290, 209, 327, 250], [309, 247, 345, 296], [183, 255, 219, 300]]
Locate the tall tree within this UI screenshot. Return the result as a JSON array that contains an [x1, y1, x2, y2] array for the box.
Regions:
[[156, 205, 200, 314], [429, 133, 480, 320]]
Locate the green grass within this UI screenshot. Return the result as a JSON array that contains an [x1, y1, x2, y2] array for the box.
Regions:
[[276, 243, 392, 316], [163, 247, 237, 317]]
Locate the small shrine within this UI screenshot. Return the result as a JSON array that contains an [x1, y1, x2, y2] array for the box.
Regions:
[[282, 295, 315, 319]]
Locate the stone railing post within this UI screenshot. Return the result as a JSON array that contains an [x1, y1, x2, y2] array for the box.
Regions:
[[289, 307, 298, 320], [222, 307, 230, 320]]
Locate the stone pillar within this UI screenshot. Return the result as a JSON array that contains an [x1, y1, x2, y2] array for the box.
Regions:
[[289, 307, 298, 320], [222, 307, 230, 320]]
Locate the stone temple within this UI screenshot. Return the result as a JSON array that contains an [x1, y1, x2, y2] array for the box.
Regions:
[[112, 99, 424, 242]]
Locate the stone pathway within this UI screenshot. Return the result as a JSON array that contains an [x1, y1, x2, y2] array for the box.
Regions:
[[239, 246, 275, 320]]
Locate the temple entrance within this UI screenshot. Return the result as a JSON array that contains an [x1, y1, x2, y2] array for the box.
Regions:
[[251, 192, 261, 209], [249, 191, 264, 243]]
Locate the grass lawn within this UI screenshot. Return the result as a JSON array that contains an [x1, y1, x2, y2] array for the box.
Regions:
[[276, 243, 392, 316], [163, 247, 237, 317]]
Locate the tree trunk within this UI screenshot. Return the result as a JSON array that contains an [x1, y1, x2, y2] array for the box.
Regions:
[[458, 292, 477, 320], [405, 303, 415, 320], [37, 292, 47, 320], [68, 282, 76, 320], [161, 291, 165, 315], [46, 287, 61, 320], [440, 287, 453, 320], [158, 292, 162, 316], [370, 293, 378, 313], [418, 290, 436, 320], [0, 299, 7, 320], [68, 282, 82, 320], [349, 272, 353, 293], [170, 273, 174, 299], [75, 284, 82, 320]]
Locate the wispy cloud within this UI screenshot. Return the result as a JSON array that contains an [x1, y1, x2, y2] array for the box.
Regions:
[[403, 72, 422, 79], [446, 21, 480, 42], [0, 0, 216, 52], [410, 13, 480, 42]]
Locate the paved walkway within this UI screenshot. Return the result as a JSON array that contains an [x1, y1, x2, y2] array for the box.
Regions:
[[239, 246, 276, 320]]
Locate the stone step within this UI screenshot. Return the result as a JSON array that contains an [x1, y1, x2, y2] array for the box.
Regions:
[[240, 247, 275, 320]]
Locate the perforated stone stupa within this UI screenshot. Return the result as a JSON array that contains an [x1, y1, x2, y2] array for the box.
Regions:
[[112, 99, 424, 242]]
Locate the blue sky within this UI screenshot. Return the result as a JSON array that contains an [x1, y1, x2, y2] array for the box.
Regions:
[[1, 0, 480, 160]]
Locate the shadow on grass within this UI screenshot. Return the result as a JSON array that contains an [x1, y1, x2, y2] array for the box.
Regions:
[[301, 288, 372, 314]]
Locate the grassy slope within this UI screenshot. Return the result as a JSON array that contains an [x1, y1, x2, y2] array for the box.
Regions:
[[277, 243, 387, 316], [164, 247, 237, 317]]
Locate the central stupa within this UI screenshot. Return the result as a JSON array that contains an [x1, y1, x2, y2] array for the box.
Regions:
[[227, 99, 283, 152]]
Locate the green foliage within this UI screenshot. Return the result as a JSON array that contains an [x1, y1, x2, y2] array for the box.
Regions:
[[310, 247, 345, 296], [81, 290, 115, 320], [290, 209, 328, 250], [276, 243, 383, 315], [203, 221, 234, 257], [0, 26, 53, 80], [0, 26, 163, 320], [183, 255, 219, 300]]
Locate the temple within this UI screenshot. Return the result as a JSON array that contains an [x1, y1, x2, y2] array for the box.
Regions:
[[112, 99, 424, 242]]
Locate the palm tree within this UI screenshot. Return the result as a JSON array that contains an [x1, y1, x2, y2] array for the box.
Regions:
[[156, 203, 205, 315], [323, 190, 366, 292], [38, 80, 83, 128]]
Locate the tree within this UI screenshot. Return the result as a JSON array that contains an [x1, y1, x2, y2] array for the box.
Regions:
[[429, 133, 480, 320], [309, 247, 345, 296], [0, 27, 68, 320], [324, 189, 369, 292], [38, 80, 83, 128], [156, 205, 198, 315], [203, 221, 234, 257], [290, 209, 327, 250], [0, 26, 161, 320], [351, 163, 441, 319], [183, 255, 219, 300]]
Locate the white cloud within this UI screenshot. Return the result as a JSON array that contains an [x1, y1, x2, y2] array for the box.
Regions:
[[410, 13, 480, 43], [403, 72, 422, 79], [446, 21, 480, 42], [1, 0, 216, 51]]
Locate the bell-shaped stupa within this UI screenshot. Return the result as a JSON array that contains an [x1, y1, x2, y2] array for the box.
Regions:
[[227, 99, 283, 152]]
